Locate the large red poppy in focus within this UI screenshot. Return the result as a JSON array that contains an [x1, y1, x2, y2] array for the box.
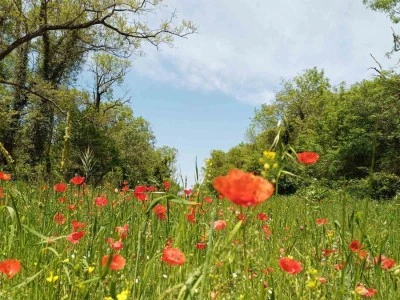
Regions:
[[278, 257, 303, 275], [297, 152, 319, 164], [213, 169, 274, 207]]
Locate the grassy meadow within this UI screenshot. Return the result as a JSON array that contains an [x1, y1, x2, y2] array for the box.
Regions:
[[0, 175, 399, 299]]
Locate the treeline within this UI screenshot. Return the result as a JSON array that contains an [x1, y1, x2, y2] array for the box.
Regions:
[[204, 68, 400, 199], [0, 0, 195, 185]]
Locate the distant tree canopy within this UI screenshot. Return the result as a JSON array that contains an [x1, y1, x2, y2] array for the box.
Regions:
[[0, 0, 195, 185], [204, 68, 400, 196]]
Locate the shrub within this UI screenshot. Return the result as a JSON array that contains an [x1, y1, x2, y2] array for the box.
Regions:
[[344, 172, 400, 200], [371, 172, 400, 200]]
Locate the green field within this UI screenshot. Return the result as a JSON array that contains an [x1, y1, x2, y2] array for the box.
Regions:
[[1, 177, 399, 299]]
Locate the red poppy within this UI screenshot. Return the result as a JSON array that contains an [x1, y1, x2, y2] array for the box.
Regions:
[[0, 171, 11, 181], [106, 238, 124, 251], [319, 277, 327, 284], [334, 263, 345, 271], [71, 220, 86, 231], [381, 258, 396, 270], [316, 218, 328, 225], [115, 224, 129, 239], [66, 231, 85, 244], [95, 196, 108, 207], [147, 185, 157, 192], [0, 259, 21, 279], [213, 169, 274, 207], [70, 176, 85, 185], [196, 242, 206, 250], [162, 247, 186, 266], [349, 240, 362, 252], [257, 213, 269, 221], [0, 187, 5, 199], [121, 185, 129, 192], [53, 183, 67, 193], [53, 213, 66, 225], [204, 196, 212, 203], [186, 213, 196, 223], [278, 257, 303, 275], [163, 181, 171, 190], [358, 250, 369, 260], [102, 254, 126, 270], [355, 284, 377, 297], [68, 204, 76, 211], [153, 204, 167, 220], [135, 185, 147, 193], [184, 189, 192, 195], [135, 192, 147, 201], [297, 152, 319, 164], [213, 220, 227, 231], [262, 225, 272, 238], [237, 213, 246, 222], [134, 185, 147, 201]]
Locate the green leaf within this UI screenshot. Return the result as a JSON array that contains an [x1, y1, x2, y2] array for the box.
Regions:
[[22, 224, 48, 240], [12, 270, 43, 289], [6, 206, 16, 221]]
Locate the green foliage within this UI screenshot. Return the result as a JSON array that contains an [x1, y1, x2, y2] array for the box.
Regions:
[[205, 68, 400, 200], [371, 172, 400, 199], [0, 0, 194, 186]]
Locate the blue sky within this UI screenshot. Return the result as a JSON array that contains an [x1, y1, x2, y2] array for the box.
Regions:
[[121, 0, 394, 187]]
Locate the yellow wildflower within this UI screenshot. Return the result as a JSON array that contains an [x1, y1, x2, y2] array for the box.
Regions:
[[263, 151, 276, 160], [46, 271, 59, 283], [306, 279, 318, 289], [117, 290, 129, 300], [308, 268, 318, 275]]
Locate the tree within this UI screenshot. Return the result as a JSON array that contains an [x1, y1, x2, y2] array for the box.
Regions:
[[89, 53, 131, 112], [0, 0, 196, 61], [364, 0, 400, 55], [0, 0, 195, 178]]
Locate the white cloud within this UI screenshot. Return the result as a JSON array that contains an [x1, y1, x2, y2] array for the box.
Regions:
[[132, 0, 394, 105]]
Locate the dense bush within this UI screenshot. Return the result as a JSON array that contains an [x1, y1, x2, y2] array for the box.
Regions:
[[371, 172, 400, 200], [340, 172, 400, 200]]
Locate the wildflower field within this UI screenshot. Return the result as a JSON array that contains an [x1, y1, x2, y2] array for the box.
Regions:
[[1, 168, 399, 300], [2, 0, 400, 299]]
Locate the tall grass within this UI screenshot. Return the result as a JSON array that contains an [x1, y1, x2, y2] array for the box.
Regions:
[[0, 179, 399, 299]]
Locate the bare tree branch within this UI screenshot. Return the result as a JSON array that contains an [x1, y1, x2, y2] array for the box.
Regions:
[[0, 2, 196, 61], [102, 97, 131, 114], [368, 53, 384, 76]]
